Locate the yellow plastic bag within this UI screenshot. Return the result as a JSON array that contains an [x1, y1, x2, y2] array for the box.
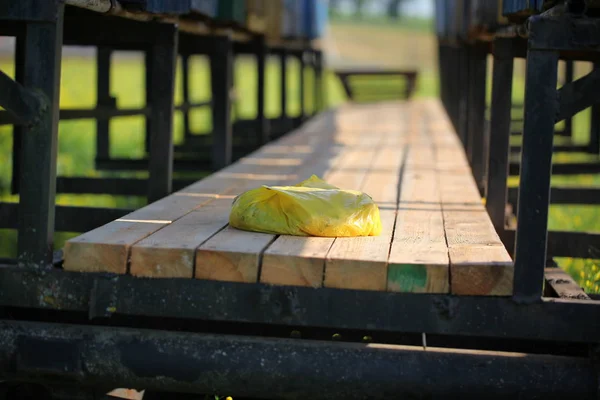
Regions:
[[229, 175, 382, 237]]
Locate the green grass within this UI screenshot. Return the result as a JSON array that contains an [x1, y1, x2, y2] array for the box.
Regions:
[[0, 20, 599, 293]]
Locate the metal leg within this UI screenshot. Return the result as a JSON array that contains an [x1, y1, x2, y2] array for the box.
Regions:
[[459, 45, 471, 155], [280, 48, 288, 130], [486, 38, 514, 239], [299, 50, 306, 123], [563, 60, 574, 138], [10, 33, 25, 195], [314, 50, 323, 113], [181, 53, 191, 141], [210, 34, 233, 170], [468, 42, 488, 192], [147, 24, 178, 202], [256, 35, 268, 145], [513, 49, 559, 303], [144, 48, 153, 155], [589, 62, 600, 155], [96, 47, 112, 160], [17, 5, 65, 268]]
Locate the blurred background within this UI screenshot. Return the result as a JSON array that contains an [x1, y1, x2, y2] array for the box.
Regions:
[[0, 0, 598, 293]]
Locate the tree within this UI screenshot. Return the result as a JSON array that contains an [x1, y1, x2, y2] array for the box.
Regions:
[[387, 0, 407, 19]]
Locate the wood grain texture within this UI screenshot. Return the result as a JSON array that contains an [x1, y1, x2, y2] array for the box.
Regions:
[[258, 134, 382, 288], [428, 109, 514, 296], [65, 111, 336, 275], [129, 199, 232, 278]]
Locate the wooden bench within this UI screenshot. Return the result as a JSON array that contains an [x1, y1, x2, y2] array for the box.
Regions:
[[63, 99, 513, 296], [334, 69, 419, 102]]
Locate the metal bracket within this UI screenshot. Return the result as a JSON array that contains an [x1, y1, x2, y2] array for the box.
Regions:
[[0, 70, 47, 127], [89, 275, 119, 319], [556, 66, 600, 122]]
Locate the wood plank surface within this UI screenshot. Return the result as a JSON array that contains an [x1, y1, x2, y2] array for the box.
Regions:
[[260, 143, 380, 287], [63, 100, 516, 297], [64, 112, 335, 274], [323, 133, 405, 291], [425, 105, 514, 296], [132, 121, 338, 278]]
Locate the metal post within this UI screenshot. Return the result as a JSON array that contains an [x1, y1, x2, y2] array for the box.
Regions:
[[256, 35, 268, 145], [280, 48, 288, 131], [299, 49, 306, 124], [144, 48, 153, 155], [210, 34, 233, 170], [96, 47, 111, 160], [181, 53, 192, 141], [513, 49, 559, 303], [315, 49, 323, 113], [486, 38, 514, 237], [468, 42, 488, 193], [10, 34, 25, 195], [459, 44, 471, 156], [563, 60, 574, 138], [589, 61, 600, 155], [17, 3, 65, 268], [147, 24, 178, 202]]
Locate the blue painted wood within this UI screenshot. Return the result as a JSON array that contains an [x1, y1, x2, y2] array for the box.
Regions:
[[302, 0, 328, 39], [502, 0, 545, 16]]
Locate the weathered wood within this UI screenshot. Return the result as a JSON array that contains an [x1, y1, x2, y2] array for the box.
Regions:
[[425, 100, 514, 296], [63, 100, 515, 297], [545, 268, 590, 300]]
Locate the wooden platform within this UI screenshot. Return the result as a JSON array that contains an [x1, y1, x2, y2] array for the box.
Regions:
[[63, 100, 513, 296]]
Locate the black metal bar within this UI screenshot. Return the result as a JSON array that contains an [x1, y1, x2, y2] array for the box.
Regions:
[[0, 70, 43, 125], [1, 107, 157, 125], [55, 177, 197, 196], [0, 320, 598, 400], [563, 60, 574, 137], [508, 187, 600, 205], [556, 66, 600, 122], [1, 267, 600, 344], [299, 50, 306, 122], [181, 53, 191, 141], [468, 42, 488, 193], [11, 32, 25, 195], [144, 47, 153, 155], [513, 48, 560, 303], [527, 15, 600, 52], [96, 47, 111, 160], [486, 38, 514, 235], [457, 45, 470, 148], [509, 144, 590, 154], [509, 161, 600, 175], [257, 35, 268, 145], [0, 203, 131, 233], [502, 229, 600, 259], [315, 50, 323, 113], [0, 0, 61, 22], [590, 62, 600, 155], [147, 23, 177, 202], [94, 157, 212, 171], [210, 34, 233, 170], [17, 5, 65, 268], [280, 48, 289, 129]]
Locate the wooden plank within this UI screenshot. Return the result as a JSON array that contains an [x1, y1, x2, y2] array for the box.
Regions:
[[129, 199, 232, 278], [131, 126, 339, 278], [195, 130, 356, 284], [323, 137, 404, 291], [449, 246, 514, 296], [427, 108, 514, 296], [64, 111, 336, 274], [63, 193, 221, 274], [388, 170, 449, 294], [545, 268, 590, 300], [324, 208, 396, 291], [260, 132, 390, 288]]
